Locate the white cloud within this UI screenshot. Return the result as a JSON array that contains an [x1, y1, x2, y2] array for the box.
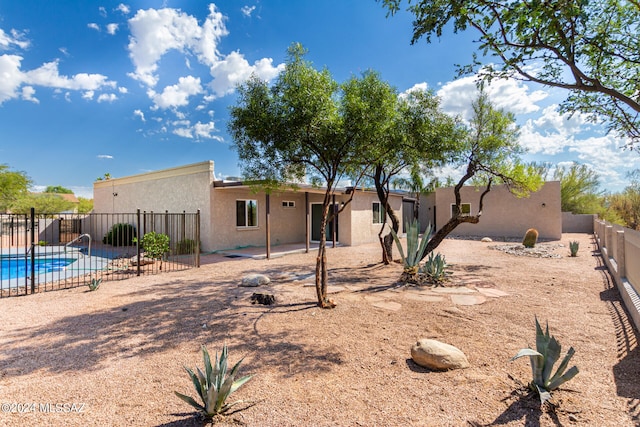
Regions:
[[0, 54, 24, 102], [209, 51, 284, 98], [87, 23, 100, 31], [99, 6, 107, 17], [24, 60, 116, 91], [118, 86, 128, 94], [82, 90, 94, 100], [172, 127, 192, 138], [59, 47, 70, 57], [133, 109, 145, 122], [97, 154, 114, 159], [126, 5, 227, 86], [241, 5, 256, 17], [21, 86, 38, 103], [436, 74, 548, 121], [171, 120, 222, 141], [0, 28, 30, 50], [149, 75, 202, 109], [97, 93, 117, 102], [117, 3, 130, 15], [106, 23, 119, 35]]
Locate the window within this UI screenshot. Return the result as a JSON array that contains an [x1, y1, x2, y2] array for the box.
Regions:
[[451, 203, 471, 217], [372, 202, 385, 224], [236, 200, 258, 227], [282, 200, 295, 208]]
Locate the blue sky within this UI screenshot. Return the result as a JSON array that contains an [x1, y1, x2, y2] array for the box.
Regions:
[[0, 0, 637, 198]]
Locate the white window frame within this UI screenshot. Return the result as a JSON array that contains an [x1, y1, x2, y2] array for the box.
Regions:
[[282, 200, 296, 208], [236, 199, 258, 228], [451, 203, 471, 218], [372, 202, 385, 224]]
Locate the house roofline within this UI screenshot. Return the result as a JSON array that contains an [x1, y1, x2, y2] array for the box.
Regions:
[[94, 161, 214, 188]]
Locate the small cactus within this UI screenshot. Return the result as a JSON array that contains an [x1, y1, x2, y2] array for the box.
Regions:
[[569, 241, 579, 257], [522, 228, 539, 248]]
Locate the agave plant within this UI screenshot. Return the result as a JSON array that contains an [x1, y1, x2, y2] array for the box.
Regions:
[[569, 241, 579, 257], [420, 252, 449, 284], [390, 219, 432, 275], [511, 318, 579, 405], [87, 277, 102, 291], [175, 344, 252, 419]]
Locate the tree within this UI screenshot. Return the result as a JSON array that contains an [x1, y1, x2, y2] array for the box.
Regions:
[[0, 164, 32, 212], [554, 162, 602, 213], [44, 185, 73, 194], [10, 193, 74, 214], [77, 197, 94, 214], [381, 0, 640, 147], [421, 86, 542, 258], [363, 86, 461, 264], [229, 44, 374, 308], [607, 170, 640, 229]]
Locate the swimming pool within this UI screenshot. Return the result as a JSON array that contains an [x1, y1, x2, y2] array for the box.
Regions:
[[1, 257, 76, 280]]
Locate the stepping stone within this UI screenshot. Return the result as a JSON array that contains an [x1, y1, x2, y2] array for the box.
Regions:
[[476, 288, 509, 298], [364, 295, 385, 303], [451, 294, 487, 306], [431, 287, 476, 294], [371, 301, 402, 311], [404, 293, 445, 303]]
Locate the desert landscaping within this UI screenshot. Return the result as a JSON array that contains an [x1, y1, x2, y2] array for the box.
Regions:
[[0, 232, 639, 426]]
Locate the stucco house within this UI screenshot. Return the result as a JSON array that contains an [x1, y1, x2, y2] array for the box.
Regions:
[[416, 181, 563, 240], [93, 161, 404, 253]]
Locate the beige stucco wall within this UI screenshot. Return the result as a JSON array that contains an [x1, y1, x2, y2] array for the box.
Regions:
[[562, 212, 596, 233], [93, 161, 214, 251], [625, 228, 640, 293], [418, 192, 436, 232], [434, 181, 562, 240], [347, 191, 403, 246]]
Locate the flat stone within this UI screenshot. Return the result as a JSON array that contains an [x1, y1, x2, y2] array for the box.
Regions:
[[371, 301, 402, 311], [431, 287, 476, 294], [476, 288, 509, 298], [451, 294, 487, 306], [404, 293, 446, 303], [240, 273, 271, 287]]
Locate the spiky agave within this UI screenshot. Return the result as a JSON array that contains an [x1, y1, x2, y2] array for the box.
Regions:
[[421, 252, 449, 284], [175, 344, 252, 418], [511, 318, 579, 405], [390, 219, 432, 275]]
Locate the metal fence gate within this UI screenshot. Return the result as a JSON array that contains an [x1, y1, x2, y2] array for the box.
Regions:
[[0, 209, 200, 297]]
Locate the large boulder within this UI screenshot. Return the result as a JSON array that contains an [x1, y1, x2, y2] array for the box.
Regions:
[[240, 274, 271, 287], [411, 339, 470, 370]]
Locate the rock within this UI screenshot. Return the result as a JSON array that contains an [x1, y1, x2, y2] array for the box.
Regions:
[[411, 339, 470, 370], [251, 293, 276, 305], [240, 273, 271, 287], [481, 237, 493, 242]]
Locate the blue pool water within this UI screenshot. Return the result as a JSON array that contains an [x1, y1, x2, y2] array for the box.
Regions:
[[0, 258, 75, 280]]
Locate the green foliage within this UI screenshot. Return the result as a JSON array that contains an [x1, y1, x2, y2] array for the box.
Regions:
[[102, 223, 137, 246], [0, 164, 32, 212], [135, 232, 170, 264], [381, 0, 640, 146], [522, 228, 539, 248], [511, 318, 579, 406], [390, 219, 432, 274], [87, 278, 102, 291], [38, 240, 47, 246], [10, 193, 74, 214], [420, 252, 449, 284], [44, 185, 73, 194], [77, 197, 93, 214], [175, 344, 252, 419], [605, 170, 640, 230], [569, 241, 579, 257], [554, 163, 601, 214], [176, 239, 199, 255]]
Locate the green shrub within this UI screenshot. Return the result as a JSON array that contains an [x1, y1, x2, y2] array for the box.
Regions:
[[511, 318, 579, 406], [390, 219, 432, 276], [522, 228, 539, 248], [569, 241, 579, 257], [102, 223, 137, 246], [38, 240, 47, 246], [134, 232, 170, 270], [175, 344, 252, 419]]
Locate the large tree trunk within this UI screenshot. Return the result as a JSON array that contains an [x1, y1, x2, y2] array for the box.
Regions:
[[373, 165, 401, 264]]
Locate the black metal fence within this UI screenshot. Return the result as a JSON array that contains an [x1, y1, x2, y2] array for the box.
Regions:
[[0, 209, 200, 298]]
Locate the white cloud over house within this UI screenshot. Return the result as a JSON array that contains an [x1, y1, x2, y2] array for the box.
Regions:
[[148, 75, 203, 109]]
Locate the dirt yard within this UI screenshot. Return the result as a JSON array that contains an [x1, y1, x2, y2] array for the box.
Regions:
[[0, 233, 638, 426]]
